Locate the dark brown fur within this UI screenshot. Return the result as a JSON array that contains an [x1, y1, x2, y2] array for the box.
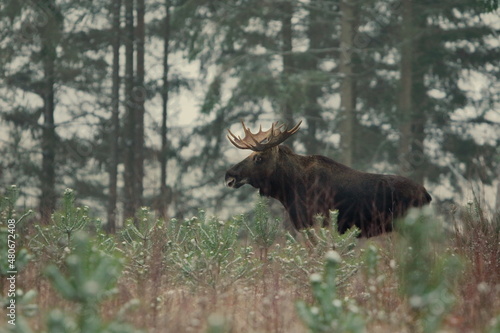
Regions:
[[225, 145, 431, 237]]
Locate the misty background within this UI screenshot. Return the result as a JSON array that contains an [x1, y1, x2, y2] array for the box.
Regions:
[[0, 0, 499, 231]]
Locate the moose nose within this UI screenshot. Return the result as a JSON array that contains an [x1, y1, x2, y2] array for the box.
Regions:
[[225, 170, 238, 188], [226, 176, 236, 188], [224, 170, 235, 186]]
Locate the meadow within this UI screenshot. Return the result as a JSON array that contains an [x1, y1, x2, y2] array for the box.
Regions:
[[1, 186, 499, 333]]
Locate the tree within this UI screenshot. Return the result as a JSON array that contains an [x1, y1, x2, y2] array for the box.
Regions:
[[135, 0, 146, 208], [1, 0, 497, 222], [398, 0, 499, 191], [123, 0, 137, 220], [38, 0, 63, 222], [338, 0, 358, 166], [280, 0, 296, 128], [301, 0, 338, 155], [1, 0, 115, 220], [397, 0, 416, 180], [106, 0, 122, 233], [158, 0, 171, 219]]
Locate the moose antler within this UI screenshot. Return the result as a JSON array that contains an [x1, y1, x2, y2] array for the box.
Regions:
[[227, 120, 302, 151]]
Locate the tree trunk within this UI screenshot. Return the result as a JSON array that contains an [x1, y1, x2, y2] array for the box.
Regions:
[[40, 52, 57, 222], [410, 7, 427, 185], [281, 1, 295, 138], [303, 0, 324, 155], [411, 79, 426, 185], [106, 0, 121, 233], [338, 0, 357, 166], [398, 0, 413, 176], [159, 0, 171, 219], [39, 0, 60, 223], [123, 0, 136, 220], [496, 173, 500, 212], [398, 0, 426, 184], [135, 0, 145, 211]]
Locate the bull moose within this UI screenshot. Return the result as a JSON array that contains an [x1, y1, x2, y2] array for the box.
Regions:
[[225, 121, 432, 237]]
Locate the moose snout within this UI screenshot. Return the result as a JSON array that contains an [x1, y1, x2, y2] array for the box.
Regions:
[[225, 176, 236, 188], [225, 170, 235, 187], [225, 169, 242, 188]]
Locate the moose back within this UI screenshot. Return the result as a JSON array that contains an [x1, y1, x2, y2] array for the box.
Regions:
[[225, 121, 432, 237]]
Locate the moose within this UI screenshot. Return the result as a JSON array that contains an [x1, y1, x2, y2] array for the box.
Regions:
[[225, 121, 432, 237]]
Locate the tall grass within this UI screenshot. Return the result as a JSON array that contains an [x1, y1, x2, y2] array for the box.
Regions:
[[452, 198, 500, 331], [1, 188, 499, 332]]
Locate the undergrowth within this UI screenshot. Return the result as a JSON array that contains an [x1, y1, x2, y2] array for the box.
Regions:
[[1, 188, 499, 333]]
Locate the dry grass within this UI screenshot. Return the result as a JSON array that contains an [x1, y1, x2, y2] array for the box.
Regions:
[[5, 203, 500, 333], [452, 203, 500, 332]]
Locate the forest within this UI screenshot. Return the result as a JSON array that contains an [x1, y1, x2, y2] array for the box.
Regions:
[[0, 0, 499, 332]]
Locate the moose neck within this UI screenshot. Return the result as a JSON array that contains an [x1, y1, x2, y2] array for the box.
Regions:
[[262, 146, 305, 205]]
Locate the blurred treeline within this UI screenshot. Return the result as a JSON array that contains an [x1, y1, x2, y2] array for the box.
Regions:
[[0, 0, 498, 230]]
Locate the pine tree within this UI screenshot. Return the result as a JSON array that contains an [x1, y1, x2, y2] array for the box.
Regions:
[[106, 0, 122, 233], [338, 0, 358, 166], [38, 0, 62, 221], [135, 0, 146, 209], [301, 0, 338, 155], [0, 1, 110, 221], [397, 0, 499, 190], [159, 0, 171, 219], [123, 0, 137, 220]]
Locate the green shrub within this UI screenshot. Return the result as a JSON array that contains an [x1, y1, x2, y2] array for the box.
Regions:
[[396, 207, 463, 333], [29, 188, 99, 264], [165, 210, 257, 290], [275, 211, 361, 288], [44, 231, 140, 333], [1, 189, 139, 333], [0, 185, 36, 333], [120, 206, 162, 280], [242, 197, 281, 260], [296, 250, 366, 333], [0, 185, 33, 275]]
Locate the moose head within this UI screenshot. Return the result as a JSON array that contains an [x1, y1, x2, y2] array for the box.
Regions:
[[225, 121, 301, 192]]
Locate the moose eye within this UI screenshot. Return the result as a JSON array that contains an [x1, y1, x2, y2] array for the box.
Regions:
[[254, 155, 263, 164]]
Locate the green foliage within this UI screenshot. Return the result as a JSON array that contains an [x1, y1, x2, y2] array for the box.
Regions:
[[0, 186, 37, 333], [29, 188, 100, 264], [242, 197, 281, 260], [275, 211, 361, 287], [44, 231, 139, 333], [45, 232, 121, 307], [0, 289, 38, 333], [120, 207, 162, 279], [0, 189, 139, 332], [474, 0, 498, 12], [0, 185, 33, 275], [359, 244, 390, 323], [52, 189, 94, 242], [363, 245, 380, 279], [165, 210, 257, 290], [0, 185, 32, 222], [206, 313, 230, 333], [396, 208, 463, 333], [3, 188, 500, 332], [488, 315, 500, 333], [296, 251, 366, 333]]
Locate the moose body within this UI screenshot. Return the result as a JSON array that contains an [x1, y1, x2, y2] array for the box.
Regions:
[[225, 121, 432, 237]]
